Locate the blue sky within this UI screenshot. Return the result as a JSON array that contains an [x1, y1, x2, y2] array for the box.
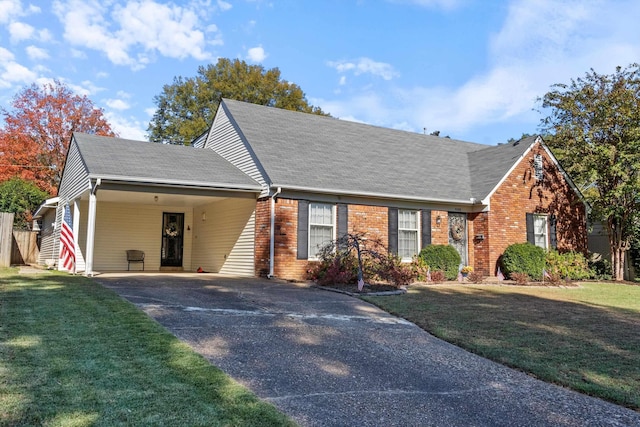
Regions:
[[1, 0, 639, 145]]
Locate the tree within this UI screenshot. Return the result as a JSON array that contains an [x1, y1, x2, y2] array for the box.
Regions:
[[0, 177, 48, 229], [539, 64, 640, 281], [148, 58, 328, 145], [0, 80, 116, 195]]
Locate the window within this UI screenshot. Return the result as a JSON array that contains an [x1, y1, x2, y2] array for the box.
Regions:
[[398, 209, 419, 260], [309, 203, 334, 258], [534, 154, 544, 181], [533, 214, 548, 250]]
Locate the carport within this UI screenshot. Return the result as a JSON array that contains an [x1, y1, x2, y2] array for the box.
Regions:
[[56, 133, 262, 276]]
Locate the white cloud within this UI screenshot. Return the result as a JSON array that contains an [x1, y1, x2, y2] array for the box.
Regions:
[[9, 21, 35, 42], [0, 51, 38, 88], [328, 57, 399, 81], [246, 45, 266, 63], [25, 45, 49, 60], [217, 0, 232, 12], [52, 0, 215, 70], [105, 111, 147, 140], [106, 98, 130, 110], [0, 0, 24, 24]]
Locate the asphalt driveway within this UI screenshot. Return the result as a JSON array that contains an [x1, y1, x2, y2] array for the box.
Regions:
[[95, 273, 640, 427]]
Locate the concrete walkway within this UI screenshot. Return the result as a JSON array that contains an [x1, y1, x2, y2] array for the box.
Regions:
[[95, 273, 640, 427]]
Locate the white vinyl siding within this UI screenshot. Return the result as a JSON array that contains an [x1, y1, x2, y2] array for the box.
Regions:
[[37, 208, 58, 266], [91, 202, 193, 272], [398, 209, 419, 260], [309, 203, 334, 258], [533, 214, 548, 250], [192, 198, 256, 276], [205, 104, 269, 197]]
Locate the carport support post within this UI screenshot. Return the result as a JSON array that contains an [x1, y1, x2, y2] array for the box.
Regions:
[[72, 199, 81, 269], [85, 191, 97, 276]]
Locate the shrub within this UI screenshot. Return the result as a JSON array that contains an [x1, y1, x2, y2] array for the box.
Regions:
[[374, 254, 414, 288], [588, 257, 612, 281], [501, 243, 546, 280], [510, 272, 530, 285], [545, 250, 592, 280], [410, 256, 430, 282], [429, 270, 446, 283], [467, 270, 484, 284], [419, 245, 461, 280]]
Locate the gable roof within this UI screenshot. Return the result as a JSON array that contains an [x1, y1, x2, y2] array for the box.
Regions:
[[219, 99, 533, 203], [72, 132, 261, 191]]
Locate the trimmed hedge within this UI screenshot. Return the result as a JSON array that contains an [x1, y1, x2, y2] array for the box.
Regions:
[[501, 242, 546, 280], [419, 244, 461, 280]]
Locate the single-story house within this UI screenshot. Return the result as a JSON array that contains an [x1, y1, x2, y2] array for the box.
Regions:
[[49, 98, 588, 279]]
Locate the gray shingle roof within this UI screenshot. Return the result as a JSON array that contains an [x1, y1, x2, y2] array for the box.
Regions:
[[221, 99, 535, 202], [73, 132, 261, 191]]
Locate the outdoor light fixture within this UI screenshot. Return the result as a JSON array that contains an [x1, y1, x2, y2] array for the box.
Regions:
[[201, 212, 206, 221], [154, 196, 158, 202], [436, 215, 442, 225]]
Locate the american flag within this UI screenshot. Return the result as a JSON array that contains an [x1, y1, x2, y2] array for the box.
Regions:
[[59, 204, 76, 273]]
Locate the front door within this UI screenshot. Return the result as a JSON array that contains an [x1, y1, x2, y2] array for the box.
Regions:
[[448, 212, 468, 266], [161, 212, 184, 267]]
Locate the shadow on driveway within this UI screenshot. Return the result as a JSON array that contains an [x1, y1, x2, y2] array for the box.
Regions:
[[96, 273, 640, 427]]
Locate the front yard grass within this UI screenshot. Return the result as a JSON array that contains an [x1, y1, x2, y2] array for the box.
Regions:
[[363, 282, 640, 411], [0, 269, 295, 426]]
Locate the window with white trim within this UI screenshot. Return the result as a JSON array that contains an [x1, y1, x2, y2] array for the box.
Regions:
[[533, 214, 548, 250], [398, 209, 419, 260], [534, 154, 544, 181], [309, 203, 334, 258]]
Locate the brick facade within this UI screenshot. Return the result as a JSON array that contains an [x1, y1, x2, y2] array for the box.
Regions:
[[484, 142, 587, 275], [254, 143, 587, 281]]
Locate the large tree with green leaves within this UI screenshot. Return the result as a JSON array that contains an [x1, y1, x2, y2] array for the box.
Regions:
[[147, 58, 327, 145], [0, 177, 48, 229], [540, 64, 640, 281]]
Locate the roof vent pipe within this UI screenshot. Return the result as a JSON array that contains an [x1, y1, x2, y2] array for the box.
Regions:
[[267, 187, 282, 279]]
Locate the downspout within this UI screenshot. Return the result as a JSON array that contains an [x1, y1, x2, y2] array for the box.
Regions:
[[268, 187, 282, 279]]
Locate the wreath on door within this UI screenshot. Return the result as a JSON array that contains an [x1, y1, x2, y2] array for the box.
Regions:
[[450, 224, 464, 241], [165, 222, 180, 237]]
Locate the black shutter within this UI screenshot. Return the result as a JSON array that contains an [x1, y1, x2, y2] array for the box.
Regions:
[[337, 204, 348, 239], [421, 209, 431, 248], [388, 207, 398, 255], [526, 213, 535, 244], [297, 200, 309, 259], [549, 214, 558, 249]]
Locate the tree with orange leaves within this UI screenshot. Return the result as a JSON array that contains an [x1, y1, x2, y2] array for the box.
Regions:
[[0, 80, 116, 195]]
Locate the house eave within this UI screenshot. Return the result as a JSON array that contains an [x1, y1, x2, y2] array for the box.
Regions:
[[271, 184, 484, 207], [89, 174, 262, 193]]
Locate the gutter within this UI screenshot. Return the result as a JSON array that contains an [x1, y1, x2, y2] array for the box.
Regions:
[[267, 186, 282, 279], [271, 184, 479, 206]]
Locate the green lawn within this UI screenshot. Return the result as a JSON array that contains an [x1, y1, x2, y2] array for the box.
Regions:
[[363, 282, 640, 410], [0, 269, 295, 426]]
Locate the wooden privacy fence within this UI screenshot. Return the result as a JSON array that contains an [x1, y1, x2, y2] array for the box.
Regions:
[[0, 212, 41, 266], [12, 230, 39, 265], [0, 212, 13, 267]]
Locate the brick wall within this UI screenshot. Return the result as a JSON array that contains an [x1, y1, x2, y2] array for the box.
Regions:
[[486, 142, 587, 275], [254, 144, 587, 281], [348, 204, 389, 247]]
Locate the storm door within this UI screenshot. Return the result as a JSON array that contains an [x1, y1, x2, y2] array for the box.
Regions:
[[448, 212, 468, 266], [161, 212, 184, 267]]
